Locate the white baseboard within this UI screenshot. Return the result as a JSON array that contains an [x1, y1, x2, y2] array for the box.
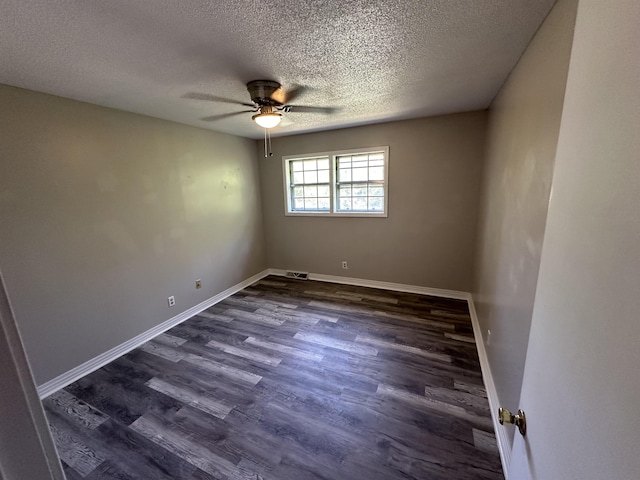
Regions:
[[268, 269, 469, 300], [467, 295, 511, 478], [37, 269, 271, 399]]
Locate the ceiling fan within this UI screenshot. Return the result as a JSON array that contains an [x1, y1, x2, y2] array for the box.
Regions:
[[184, 80, 337, 129]]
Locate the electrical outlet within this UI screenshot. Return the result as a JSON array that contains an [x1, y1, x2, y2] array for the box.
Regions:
[[195, 279, 202, 289], [167, 296, 176, 307], [342, 261, 348, 269]]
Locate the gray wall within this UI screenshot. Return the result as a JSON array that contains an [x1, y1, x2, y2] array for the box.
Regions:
[[0, 85, 267, 385], [510, 0, 640, 477], [259, 113, 487, 292], [0, 272, 65, 479], [472, 0, 578, 426]]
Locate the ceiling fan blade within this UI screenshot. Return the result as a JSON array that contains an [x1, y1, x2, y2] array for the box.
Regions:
[[184, 92, 255, 108], [200, 110, 254, 122], [281, 85, 307, 104], [285, 105, 338, 114]]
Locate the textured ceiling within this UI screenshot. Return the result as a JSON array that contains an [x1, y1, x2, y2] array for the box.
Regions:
[[1, 0, 556, 139]]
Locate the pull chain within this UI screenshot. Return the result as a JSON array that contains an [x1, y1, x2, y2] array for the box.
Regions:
[[263, 128, 274, 157]]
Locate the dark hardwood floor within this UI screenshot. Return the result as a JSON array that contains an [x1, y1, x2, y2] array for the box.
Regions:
[[43, 277, 503, 479]]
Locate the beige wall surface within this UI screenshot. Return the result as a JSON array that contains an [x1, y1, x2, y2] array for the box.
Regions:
[[511, 1, 640, 478], [258, 113, 487, 292], [472, 0, 578, 428], [0, 85, 266, 385]]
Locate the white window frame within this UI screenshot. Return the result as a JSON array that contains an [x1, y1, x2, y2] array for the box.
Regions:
[[283, 146, 389, 217]]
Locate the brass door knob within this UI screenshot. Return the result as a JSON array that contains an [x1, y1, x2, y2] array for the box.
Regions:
[[498, 407, 527, 436]]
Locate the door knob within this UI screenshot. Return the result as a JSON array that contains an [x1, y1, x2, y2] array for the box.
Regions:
[[498, 407, 527, 436]]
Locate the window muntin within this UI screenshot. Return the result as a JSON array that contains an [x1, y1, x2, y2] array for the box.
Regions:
[[283, 147, 388, 217]]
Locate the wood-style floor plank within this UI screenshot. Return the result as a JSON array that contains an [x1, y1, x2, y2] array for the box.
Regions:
[[44, 276, 503, 479], [43, 390, 109, 430]]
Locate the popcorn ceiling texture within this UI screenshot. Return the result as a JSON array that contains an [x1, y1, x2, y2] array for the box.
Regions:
[[1, 0, 556, 138]]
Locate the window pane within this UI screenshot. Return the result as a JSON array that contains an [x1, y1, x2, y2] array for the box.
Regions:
[[303, 159, 317, 171], [369, 153, 384, 161], [353, 185, 368, 197], [339, 186, 351, 197], [369, 185, 384, 197], [353, 197, 367, 210], [318, 185, 330, 197], [318, 170, 330, 183], [293, 186, 304, 198], [292, 161, 304, 172], [352, 155, 368, 163], [352, 168, 368, 181], [338, 168, 351, 182], [339, 198, 352, 210], [317, 159, 329, 169], [304, 171, 318, 184], [304, 185, 317, 198], [369, 197, 383, 211], [338, 157, 352, 167], [293, 172, 304, 184], [304, 198, 318, 209], [353, 161, 368, 171], [318, 198, 330, 210], [369, 166, 384, 180], [294, 199, 304, 209]]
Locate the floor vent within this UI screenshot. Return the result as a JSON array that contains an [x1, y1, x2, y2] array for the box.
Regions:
[[285, 271, 309, 280]]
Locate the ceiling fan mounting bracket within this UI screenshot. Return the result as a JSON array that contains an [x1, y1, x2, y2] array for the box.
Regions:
[[246, 80, 284, 107]]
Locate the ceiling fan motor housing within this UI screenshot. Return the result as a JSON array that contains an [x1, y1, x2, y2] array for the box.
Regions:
[[246, 80, 284, 106]]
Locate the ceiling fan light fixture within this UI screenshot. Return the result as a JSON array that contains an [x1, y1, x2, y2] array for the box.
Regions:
[[253, 112, 282, 129]]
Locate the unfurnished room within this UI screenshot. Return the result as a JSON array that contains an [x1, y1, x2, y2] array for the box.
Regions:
[[0, 1, 639, 479]]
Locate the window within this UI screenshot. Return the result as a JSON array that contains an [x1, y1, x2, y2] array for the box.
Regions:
[[283, 146, 389, 217], [287, 156, 331, 212]]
